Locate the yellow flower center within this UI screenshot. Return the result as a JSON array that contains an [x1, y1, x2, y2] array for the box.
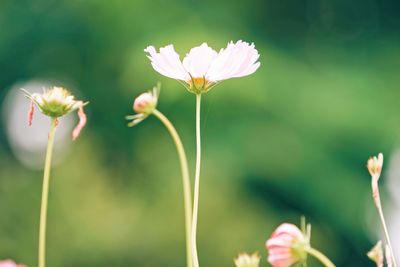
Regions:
[[187, 77, 211, 94], [33, 87, 78, 117]]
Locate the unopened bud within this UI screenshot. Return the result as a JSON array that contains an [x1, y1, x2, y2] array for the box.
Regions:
[[367, 153, 383, 179], [133, 92, 157, 114], [127, 84, 160, 127]]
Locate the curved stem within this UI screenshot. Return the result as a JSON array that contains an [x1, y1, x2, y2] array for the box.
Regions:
[[191, 94, 202, 267], [305, 247, 336, 267], [152, 109, 193, 267], [374, 187, 397, 267], [38, 118, 57, 267]]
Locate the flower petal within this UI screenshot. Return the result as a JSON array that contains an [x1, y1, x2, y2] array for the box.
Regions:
[[385, 244, 392, 267], [265, 223, 306, 267], [274, 223, 304, 238], [144, 45, 189, 81], [268, 252, 297, 267], [72, 104, 87, 141], [28, 100, 35, 126], [208, 40, 260, 81], [182, 43, 218, 79]]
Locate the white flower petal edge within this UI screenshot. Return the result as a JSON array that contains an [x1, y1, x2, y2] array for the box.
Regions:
[[207, 40, 260, 81], [182, 43, 218, 79], [144, 45, 189, 81]]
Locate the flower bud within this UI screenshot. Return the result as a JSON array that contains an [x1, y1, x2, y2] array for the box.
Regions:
[[367, 153, 384, 208], [133, 91, 157, 114], [266, 223, 309, 267], [367, 241, 383, 267], [367, 153, 383, 179], [234, 252, 260, 267], [0, 259, 26, 267], [127, 84, 160, 127]]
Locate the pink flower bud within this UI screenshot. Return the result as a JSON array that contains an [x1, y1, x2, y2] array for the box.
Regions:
[[126, 85, 160, 127], [266, 223, 308, 267], [133, 92, 157, 114], [0, 259, 26, 267]]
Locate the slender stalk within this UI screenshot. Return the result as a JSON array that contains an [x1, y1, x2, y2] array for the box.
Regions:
[[305, 247, 336, 267], [152, 109, 193, 267], [38, 118, 57, 267], [374, 187, 397, 267], [191, 94, 202, 267]]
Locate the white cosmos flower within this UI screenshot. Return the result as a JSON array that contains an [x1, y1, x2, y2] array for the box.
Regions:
[[144, 40, 260, 94]]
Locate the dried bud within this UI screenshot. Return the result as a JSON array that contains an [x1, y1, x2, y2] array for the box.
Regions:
[[23, 87, 88, 140], [367, 153, 383, 179], [234, 252, 260, 267], [367, 153, 384, 208], [266, 223, 309, 267], [25, 87, 83, 118], [367, 241, 383, 267]]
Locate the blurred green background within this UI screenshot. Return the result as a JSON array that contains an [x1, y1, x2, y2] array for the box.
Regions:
[[1, 0, 400, 266]]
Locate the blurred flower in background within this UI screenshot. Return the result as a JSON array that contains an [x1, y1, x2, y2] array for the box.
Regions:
[[2, 81, 77, 169], [266, 223, 308, 267], [385, 149, 400, 262], [23, 86, 88, 140], [0, 259, 26, 267], [234, 252, 260, 267]]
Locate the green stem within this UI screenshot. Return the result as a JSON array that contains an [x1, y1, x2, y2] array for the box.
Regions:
[[191, 94, 202, 267], [38, 118, 57, 267], [152, 109, 193, 267], [305, 247, 336, 267], [375, 188, 397, 267]]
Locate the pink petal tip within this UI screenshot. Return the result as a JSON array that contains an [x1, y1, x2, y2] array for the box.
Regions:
[[72, 105, 87, 141], [28, 101, 35, 126]]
